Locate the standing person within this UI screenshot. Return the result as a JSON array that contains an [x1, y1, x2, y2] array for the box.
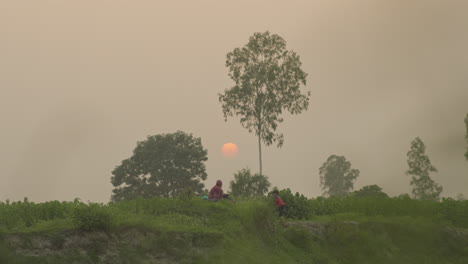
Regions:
[[272, 190, 287, 226], [209, 180, 224, 201]]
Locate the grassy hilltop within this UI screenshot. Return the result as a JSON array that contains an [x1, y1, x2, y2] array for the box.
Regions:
[[1, 195, 467, 264]]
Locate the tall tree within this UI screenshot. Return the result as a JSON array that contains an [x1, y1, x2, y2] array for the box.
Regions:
[[229, 168, 271, 198], [110, 131, 208, 201], [465, 113, 468, 161], [219, 31, 309, 176], [406, 137, 442, 201], [319, 155, 360, 197]]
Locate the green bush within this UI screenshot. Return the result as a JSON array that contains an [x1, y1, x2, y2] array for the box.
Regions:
[[71, 204, 113, 231], [277, 189, 311, 220], [352, 185, 389, 198]]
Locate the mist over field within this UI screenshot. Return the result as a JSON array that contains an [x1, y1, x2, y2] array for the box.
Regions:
[[1, 0, 468, 203]]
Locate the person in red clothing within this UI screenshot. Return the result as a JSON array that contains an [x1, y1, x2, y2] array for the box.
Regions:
[[272, 190, 287, 226], [272, 190, 286, 217], [208, 180, 224, 201]]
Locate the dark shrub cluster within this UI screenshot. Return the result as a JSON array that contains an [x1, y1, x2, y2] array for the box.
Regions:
[[71, 204, 113, 231]]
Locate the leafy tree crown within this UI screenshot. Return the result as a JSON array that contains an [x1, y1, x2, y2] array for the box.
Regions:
[[229, 168, 271, 198], [319, 155, 360, 197], [219, 31, 310, 147], [110, 131, 208, 201]]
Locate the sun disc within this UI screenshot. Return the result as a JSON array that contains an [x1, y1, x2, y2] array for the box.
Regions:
[[221, 143, 239, 159]]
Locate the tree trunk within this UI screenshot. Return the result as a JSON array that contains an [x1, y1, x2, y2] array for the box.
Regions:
[[258, 133, 262, 176]]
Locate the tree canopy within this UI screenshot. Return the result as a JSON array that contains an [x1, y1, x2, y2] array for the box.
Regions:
[[219, 31, 310, 175], [110, 131, 208, 201], [353, 185, 388, 198], [406, 137, 442, 201], [229, 168, 271, 198], [319, 155, 360, 197]]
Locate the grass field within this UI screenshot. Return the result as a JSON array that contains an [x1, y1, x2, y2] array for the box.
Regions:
[[0, 195, 467, 263]]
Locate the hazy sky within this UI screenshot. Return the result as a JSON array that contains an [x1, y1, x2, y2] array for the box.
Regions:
[[1, 0, 467, 202]]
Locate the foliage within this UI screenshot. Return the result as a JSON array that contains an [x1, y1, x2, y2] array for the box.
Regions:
[[276, 188, 311, 220], [219, 31, 310, 175], [229, 168, 271, 198], [71, 203, 113, 231], [406, 137, 443, 201], [111, 131, 208, 201], [319, 155, 360, 197], [1, 197, 468, 263], [353, 185, 389, 198], [465, 113, 468, 161], [0, 199, 78, 232]]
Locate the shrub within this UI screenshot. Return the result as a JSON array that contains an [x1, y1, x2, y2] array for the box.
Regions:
[[71, 204, 113, 231], [352, 185, 389, 198], [277, 189, 311, 220]]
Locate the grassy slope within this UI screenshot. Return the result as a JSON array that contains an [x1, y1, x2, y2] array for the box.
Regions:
[[0, 198, 467, 264]]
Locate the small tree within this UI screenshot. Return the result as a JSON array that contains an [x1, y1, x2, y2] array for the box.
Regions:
[[406, 137, 442, 201], [230, 168, 271, 198], [465, 113, 468, 161], [111, 131, 208, 201], [219, 31, 310, 176], [319, 155, 360, 197]]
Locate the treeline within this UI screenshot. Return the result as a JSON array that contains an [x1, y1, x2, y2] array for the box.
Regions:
[[109, 122, 467, 203], [107, 32, 468, 203]]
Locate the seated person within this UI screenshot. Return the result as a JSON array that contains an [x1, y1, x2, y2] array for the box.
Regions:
[[209, 180, 226, 201]]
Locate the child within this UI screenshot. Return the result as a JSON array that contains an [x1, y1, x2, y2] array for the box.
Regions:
[[272, 190, 287, 226]]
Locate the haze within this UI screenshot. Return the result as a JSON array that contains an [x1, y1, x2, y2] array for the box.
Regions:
[[1, 0, 467, 202]]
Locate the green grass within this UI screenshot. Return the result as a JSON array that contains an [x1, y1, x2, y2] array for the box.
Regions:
[[0, 196, 467, 263]]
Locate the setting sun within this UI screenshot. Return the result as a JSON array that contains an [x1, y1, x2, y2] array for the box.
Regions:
[[221, 143, 239, 159]]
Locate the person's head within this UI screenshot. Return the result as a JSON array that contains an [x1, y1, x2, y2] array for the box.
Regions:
[[216, 180, 223, 187], [272, 190, 279, 196]]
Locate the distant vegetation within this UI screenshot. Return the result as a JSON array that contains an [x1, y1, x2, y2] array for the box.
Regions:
[[319, 155, 360, 197], [465, 113, 468, 161], [406, 137, 443, 201]]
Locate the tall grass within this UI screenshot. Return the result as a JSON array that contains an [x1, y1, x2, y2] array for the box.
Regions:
[[1, 196, 467, 232], [309, 196, 468, 228], [0, 196, 467, 263]]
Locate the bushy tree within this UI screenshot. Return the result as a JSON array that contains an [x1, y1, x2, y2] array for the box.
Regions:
[[219, 31, 310, 176], [275, 188, 311, 220], [230, 168, 271, 198], [353, 185, 388, 198], [406, 137, 442, 201], [110, 131, 208, 201], [319, 155, 360, 197]]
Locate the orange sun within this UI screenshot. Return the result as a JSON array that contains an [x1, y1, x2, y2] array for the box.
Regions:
[[221, 143, 239, 159]]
